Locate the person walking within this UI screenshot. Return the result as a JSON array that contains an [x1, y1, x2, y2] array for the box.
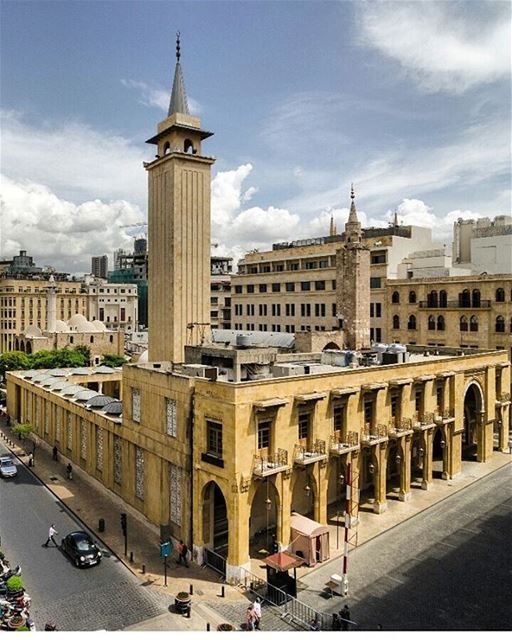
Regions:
[[332, 613, 341, 630], [340, 605, 351, 631], [52, 446, 58, 461], [43, 524, 58, 547], [253, 597, 262, 630], [177, 540, 189, 567], [28, 452, 34, 468], [66, 463, 73, 480], [245, 604, 256, 631]]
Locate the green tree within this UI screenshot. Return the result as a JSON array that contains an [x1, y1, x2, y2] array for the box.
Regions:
[[12, 422, 34, 440], [73, 344, 91, 365], [101, 353, 127, 368], [0, 351, 31, 378], [52, 347, 87, 368]]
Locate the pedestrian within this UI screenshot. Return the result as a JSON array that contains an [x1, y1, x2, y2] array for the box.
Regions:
[[253, 597, 262, 630], [66, 463, 73, 480], [340, 605, 351, 631], [245, 604, 256, 631], [332, 613, 341, 630], [377, 624, 383, 630], [177, 540, 189, 567], [43, 524, 59, 547], [28, 452, 34, 468], [310, 618, 320, 631], [52, 445, 58, 461]]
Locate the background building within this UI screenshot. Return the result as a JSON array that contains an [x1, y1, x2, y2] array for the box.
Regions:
[[453, 215, 512, 273], [85, 278, 138, 334], [210, 256, 232, 330], [91, 255, 109, 279]]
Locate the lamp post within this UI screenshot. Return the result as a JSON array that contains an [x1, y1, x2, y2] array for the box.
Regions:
[[336, 473, 345, 550], [265, 480, 271, 552]]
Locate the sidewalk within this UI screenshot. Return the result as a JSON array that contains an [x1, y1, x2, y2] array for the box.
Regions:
[[0, 416, 245, 631]]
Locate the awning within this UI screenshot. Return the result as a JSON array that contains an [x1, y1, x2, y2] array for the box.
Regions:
[[361, 382, 388, 392], [263, 551, 305, 572], [290, 513, 329, 537], [253, 398, 288, 411], [414, 374, 435, 382], [435, 371, 456, 379], [331, 387, 358, 397], [388, 378, 413, 387], [295, 392, 327, 403]]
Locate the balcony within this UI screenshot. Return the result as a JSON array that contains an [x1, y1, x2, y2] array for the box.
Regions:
[[388, 417, 414, 438], [294, 439, 328, 466], [329, 431, 359, 455], [252, 448, 290, 477], [419, 300, 491, 309], [434, 410, 455, 425], [361, 423, 388, 445], [413, 412, 436, 430]]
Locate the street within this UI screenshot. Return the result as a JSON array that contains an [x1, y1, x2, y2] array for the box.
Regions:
[[299, 463, 512, 630], [0, 442, 168, 631]]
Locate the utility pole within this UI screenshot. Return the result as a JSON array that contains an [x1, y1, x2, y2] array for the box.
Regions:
[[341, 461, 359, 597], [120, 512, 127, 557]]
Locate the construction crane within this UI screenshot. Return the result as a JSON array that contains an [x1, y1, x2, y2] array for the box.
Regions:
[[120, 222, 148, 239]]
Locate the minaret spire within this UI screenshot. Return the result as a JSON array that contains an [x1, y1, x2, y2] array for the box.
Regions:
[[168, 31, 190, 116], [344, 183, 362, 243]]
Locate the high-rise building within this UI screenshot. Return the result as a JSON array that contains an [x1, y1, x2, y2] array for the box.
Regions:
[[91, 255, 108, 279]]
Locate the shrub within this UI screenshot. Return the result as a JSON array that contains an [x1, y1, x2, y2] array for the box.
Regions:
[[6, 575, 24, 592]]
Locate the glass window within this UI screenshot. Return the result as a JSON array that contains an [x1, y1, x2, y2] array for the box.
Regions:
[[135, 447, 144, 500], [247, 284, 255, 293], [132, 388, 141, 422], [169, 463, 182, 526], [315, 281, 326, 291], [96, 427, 104, 472], [272, 283, 281, 292], [166, 398, 177, 437], [370, 277, 382, 289], [259, 284, 267, 293], [301, 282, 311, 291], [258, 420, 271, 450], [333, 404, 344, 432], [286, 282, 295, 292], [114, 435, 122, 485], [298, 413, 310, 440], [206, 420, 223, 458]]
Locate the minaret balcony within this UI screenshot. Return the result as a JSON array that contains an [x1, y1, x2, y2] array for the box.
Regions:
[[293, 439, 328, 466], [252, 449, 290, 477], [413, 412, 436, 430], [434, 410, 455, 425], [388, 418, 414, 438], [329, 431, 359, 455]]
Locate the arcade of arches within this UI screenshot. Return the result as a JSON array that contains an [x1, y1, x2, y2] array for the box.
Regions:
[[194, 375, 510, 580]]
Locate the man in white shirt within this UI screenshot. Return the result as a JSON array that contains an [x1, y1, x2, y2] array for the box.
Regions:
[[253, 597, 262, 630], [43, 524, 58, 547]]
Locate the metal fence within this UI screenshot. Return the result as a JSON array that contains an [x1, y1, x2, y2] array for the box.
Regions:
[[238, 566, 331, 630], [203, 548, 226, 579]]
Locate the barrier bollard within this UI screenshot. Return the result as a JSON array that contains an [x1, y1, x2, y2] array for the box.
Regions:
[[186, 604, 191, 619], [130, 551, 134, 563], [142, 564, 146, 575], [189, 584, 193, 595], [206, 623, 210, 631], [220, 585, 225, 598], [98, 518, 105, 533]]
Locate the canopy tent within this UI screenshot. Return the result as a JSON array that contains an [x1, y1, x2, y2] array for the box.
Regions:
[[289, 513, 330, 566]]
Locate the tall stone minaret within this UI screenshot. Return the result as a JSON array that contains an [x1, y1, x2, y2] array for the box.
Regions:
[[46, 275, 57, 333], [145, 34, 215, 362], [336, 186, 370, 350]]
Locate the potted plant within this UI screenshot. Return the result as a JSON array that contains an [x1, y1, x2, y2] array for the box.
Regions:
[[217, 623, 235, 631], [6, 575, 24, 594], [174, 591, 191, 614], [7, 614, 26, 629]]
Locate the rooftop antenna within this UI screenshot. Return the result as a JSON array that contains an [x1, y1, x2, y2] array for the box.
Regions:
[[176, 30, 181, 62]]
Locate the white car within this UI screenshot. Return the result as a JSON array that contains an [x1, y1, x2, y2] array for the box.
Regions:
[[0, 455, 17, 478]]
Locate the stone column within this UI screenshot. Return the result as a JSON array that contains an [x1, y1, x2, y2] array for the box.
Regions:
[[398, 435, 412, 501], [226, 492, 250, 582], [375, 386, 389, 430], [499, 404, 510, 452], [421, 429, 434, 490], [476, 410, 486, 462], [400, 383, 413, 424], [279, 472, 292, 547], [440, 424, 450, 480], [373, 443, 388, 513]]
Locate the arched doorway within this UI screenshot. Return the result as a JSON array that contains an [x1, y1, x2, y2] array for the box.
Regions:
[[359, 448, 376, 509], [25, 341, 32, 354], [291, 471, 314, 519], [327, 459, 346, 549], [385, 441, 401, 499], [202, 481, 229, 557], [463, 383, 481, 461], [323, 342, 341, 351], [432, 428, 445, 478], [249, 479, 278, 556], [411, 434, 424, 488]]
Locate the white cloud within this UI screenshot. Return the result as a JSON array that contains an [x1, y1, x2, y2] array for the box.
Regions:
[[121, 79, 201, 115], [357, 1, 511, 93], [1, 110, 147, 207], [0, 175, 143, 272]]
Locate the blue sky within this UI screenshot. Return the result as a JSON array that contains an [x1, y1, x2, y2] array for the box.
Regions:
[[1, 0, 510, 272]]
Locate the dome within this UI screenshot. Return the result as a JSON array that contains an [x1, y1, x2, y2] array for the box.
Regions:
[[138, 350, 149, 363], [92, 365, 115, 374], [55, 320, 69, 332], [86, 395, 116, 409], [23, 324, 43, 338], [102, 400, 123, 416], [69, 367, 93, 376], [74, 389, 99, 402], [67, 314, 95, 332], [91, 320, 107, 331]]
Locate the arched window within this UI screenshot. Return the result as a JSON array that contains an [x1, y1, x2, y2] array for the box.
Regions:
[[109, 335, 114, 343], [470, 316, 478, 332], [428, 315, 436, 330], [408, 315, 417, 330], [496, 288, 505, 302], [472, 289, 480, 308], [392, 315, 400, 329], [495, 315, 505, 332], [437, 315, 445, 331], [90, 336, 94, 343], [184, 138, 194, 153], [460, 316, 468, 331], [428, 290, 438, 308], [391, 291, 400, 304], [408, 291, 416, 304], [459, 289, 470, 307], [163, 141, 171, 155], [439, 290, 447, 308]]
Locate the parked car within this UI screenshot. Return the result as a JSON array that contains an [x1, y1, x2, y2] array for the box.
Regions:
[[61, 531, 102, 568], [0, 455, 17, 478]]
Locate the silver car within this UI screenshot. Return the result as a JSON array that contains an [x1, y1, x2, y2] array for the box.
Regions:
[[0, 455, 17, 478]]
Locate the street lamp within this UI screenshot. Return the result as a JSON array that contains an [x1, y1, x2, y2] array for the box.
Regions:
[[336, 473, 345, 550], [304, 484, 311, 497]]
